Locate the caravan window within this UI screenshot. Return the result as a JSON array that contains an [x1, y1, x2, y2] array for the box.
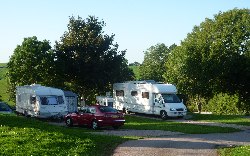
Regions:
[[57, 96, 64, 104], [40, 96, 64, 105], [142, 92, 149, 99], [116, 90, 124, 97], [131, 91, 138, 96], [30, 96, 36, 104]]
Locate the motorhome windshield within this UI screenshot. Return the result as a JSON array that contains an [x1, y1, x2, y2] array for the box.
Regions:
[[40, 96, 64, 105], [162, 94, 181, 103]]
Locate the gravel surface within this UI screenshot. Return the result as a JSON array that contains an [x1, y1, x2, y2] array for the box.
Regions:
[[47, 116, 250, 156]]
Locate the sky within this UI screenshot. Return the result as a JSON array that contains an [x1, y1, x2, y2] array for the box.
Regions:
[[0, 0, 250, 64]]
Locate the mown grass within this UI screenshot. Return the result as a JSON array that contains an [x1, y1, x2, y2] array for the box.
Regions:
[[123, 115, 240, 134], [0, 114, 130, 156], [219, 145, 250, 156], [191, 113, 250, 126]]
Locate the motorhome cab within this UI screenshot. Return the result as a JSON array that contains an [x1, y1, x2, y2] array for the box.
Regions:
[[16, 84, 68, 118], [113, 80, 187, 119]]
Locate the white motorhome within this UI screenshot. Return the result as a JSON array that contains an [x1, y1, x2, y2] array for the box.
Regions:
[[113, 80, 187, 119], [96, 96, 114, 107], [16, 84, 68, 118]]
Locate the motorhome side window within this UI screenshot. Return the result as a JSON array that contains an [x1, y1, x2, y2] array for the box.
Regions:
[[116, 90, 124, 97], [131, 91, 138, 96], [142, 92, 149, 99]]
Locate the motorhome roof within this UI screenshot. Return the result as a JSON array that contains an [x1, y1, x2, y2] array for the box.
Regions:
[[152, 83, 177, 93], [125, 80, 164, 84]]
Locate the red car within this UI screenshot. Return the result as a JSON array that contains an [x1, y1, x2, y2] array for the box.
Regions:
[[64, 105, 125, 130]]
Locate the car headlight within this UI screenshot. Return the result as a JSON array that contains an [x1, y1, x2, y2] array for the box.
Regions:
[[170, 108, 176, 111]]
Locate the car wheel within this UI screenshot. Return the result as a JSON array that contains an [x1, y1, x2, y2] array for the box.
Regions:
[[92, 120, 98, 130], [112, 126, 120, 129], [160, 110, 168, 120], [66, 118, 73, 127]]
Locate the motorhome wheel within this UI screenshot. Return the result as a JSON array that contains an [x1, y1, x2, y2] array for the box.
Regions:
[[160, 110, 168, 120]]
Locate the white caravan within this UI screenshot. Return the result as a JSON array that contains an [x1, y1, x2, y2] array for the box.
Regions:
[[113, 80, 187, 119], [16, 84, 68, 118], [96, 96, 114, 107]]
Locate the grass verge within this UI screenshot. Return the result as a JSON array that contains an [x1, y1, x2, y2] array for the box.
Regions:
[[219, 145, 250, 156], [190, 113, 250, 126], [123, 115, 240, 134]]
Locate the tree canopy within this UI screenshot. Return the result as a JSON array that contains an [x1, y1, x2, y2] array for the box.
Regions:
[[164, 8, 250, 108], [7, 36, 55, 98], [55, 16, 134, 101], [139, 43, 176, 82]]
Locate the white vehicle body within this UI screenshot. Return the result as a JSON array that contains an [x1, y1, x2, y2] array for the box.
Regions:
[[63, 90, 78, 113], [113, 80, 187, 118], [96, 96, 114, 107], [16, 84, 68, 118]]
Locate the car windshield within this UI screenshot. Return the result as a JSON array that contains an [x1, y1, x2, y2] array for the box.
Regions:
[[99, 106, 118, 113], [162, 94, 181, 103]]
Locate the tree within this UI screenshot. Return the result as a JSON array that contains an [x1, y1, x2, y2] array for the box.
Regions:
[[164, 8, 250, 111], [139, 43, 176, 82], [7, 36, 56, 99], [55, 16, 133, 102]]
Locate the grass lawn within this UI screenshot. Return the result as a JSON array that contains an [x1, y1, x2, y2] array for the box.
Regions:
[[190, 113, 250, 126], [123, 115, 240, 134], [0, 114, 131, 156], [219, 145, 250, 156], [0, 113, 242, 156]]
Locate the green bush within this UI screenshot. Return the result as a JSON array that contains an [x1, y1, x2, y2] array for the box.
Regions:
[[207, 93, 243, 115]]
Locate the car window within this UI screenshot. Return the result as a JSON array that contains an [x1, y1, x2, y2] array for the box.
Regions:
[[89, 108, 96, 114], [99, 106, 118, 113]]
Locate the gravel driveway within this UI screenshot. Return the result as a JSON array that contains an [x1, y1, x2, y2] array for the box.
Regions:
[[48, 117, 250, 156], [110, 120, 250, 156]]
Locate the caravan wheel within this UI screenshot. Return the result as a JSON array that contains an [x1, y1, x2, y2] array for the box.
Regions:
[[160, 111, 168, 120]]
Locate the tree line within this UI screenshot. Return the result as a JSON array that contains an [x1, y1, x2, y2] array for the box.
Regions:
[[7, 16, 134, 103], [139, 8, 250, 114], [7, 9, 250, 114]]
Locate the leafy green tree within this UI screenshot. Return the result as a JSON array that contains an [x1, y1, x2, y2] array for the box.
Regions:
[[139, 43, 176, 82], [55, 16, 133, 102], [7, 36, 56, 99], [164, 8, 250, 112]]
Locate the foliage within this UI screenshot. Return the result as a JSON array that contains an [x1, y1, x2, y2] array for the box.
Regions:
[[7, 36, 56, 100], [219, 145, 250, 156], [55, 16, 134, 103], [129, 65, 140, 80], [129, 62, 141, 66], [164, 8, 250, 112], [207, 93, 243, 115], [140, 43, 176, 82]]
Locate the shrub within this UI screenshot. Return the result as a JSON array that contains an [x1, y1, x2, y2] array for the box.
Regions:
[[207, 93, 243, 115]]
